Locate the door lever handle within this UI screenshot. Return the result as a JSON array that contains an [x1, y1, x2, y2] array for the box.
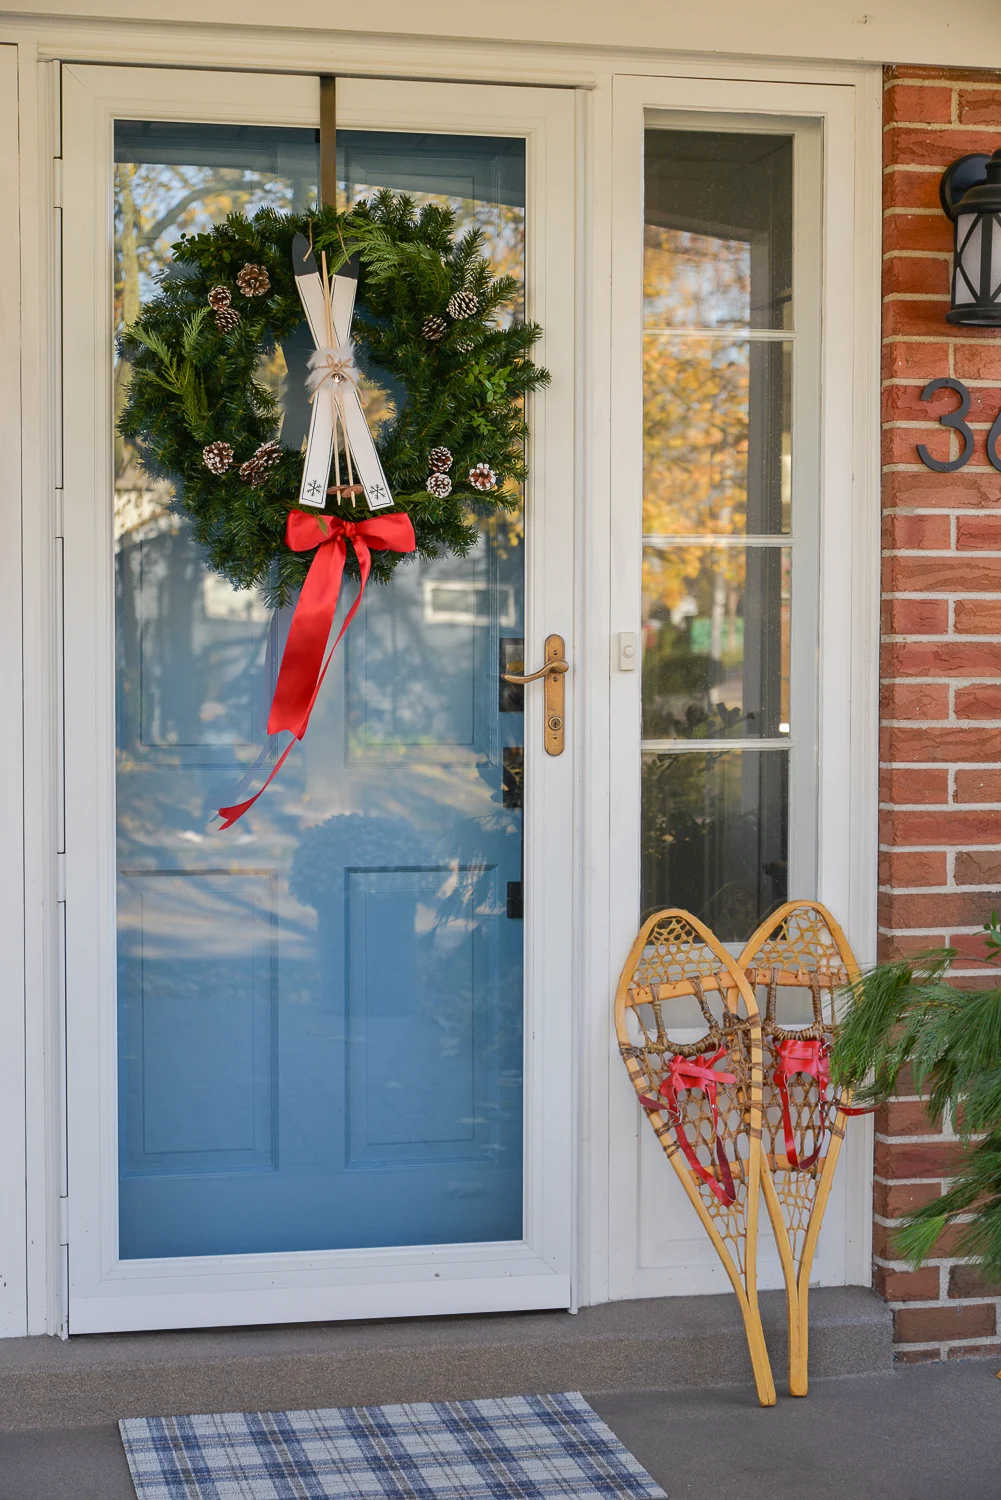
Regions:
[[501, 634, 568, 755]]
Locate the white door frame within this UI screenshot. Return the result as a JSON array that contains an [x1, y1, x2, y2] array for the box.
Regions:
[[597, 73, 879, 1303], [61, 63, 578, 1335]]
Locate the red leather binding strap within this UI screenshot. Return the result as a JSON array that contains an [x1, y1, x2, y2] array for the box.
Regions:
[[773, 1036, 874, 1172], [641, 1047, 738, 1205]]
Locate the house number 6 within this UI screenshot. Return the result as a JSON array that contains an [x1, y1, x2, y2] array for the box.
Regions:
[[917, 377, 1001, 473]]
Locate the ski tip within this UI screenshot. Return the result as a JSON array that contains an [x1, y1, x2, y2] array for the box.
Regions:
[[292, 232, 318, 276], [337, 252, 360, 283]]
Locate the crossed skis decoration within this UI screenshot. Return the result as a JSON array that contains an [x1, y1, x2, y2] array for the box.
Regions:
[[292, 232, 394, 514]]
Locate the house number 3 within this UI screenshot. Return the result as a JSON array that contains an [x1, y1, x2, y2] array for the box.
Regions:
[[917, 377, 1001, 473]]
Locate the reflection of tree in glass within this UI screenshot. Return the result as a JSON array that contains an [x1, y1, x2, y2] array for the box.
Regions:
[[643, 341, 749, 539], [642, 544, 748, 738], [114, 159, 312, 498]]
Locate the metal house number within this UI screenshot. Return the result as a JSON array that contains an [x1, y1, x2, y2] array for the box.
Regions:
[[917, 377, 1001, 473]]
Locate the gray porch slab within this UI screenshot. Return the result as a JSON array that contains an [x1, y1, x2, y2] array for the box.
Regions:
[[0, 1287, 889, 1431], [0, 1362, 999, 1500]]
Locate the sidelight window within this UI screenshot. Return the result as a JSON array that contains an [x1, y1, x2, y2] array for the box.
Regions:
[[639, 123, 820, 939]]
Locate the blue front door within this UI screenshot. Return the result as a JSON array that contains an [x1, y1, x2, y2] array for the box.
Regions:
[[114, 123, 527, 1258]]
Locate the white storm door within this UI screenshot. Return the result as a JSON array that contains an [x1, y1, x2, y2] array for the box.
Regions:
[[605, 74, 876, 1302], [61, 64, 576, 1334]]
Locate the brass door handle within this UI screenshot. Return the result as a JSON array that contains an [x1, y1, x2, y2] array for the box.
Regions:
[[501, 634, 568, 755]]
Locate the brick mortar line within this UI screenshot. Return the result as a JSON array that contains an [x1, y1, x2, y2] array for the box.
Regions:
[[880, 758, 1001, 765], [875, 1136, 953, 1145], [879, 887, 1001, 895], [873, 1213, 975, 1229], [882, 1298, 1001, 1311], [882, 335, 1001, 345], [873, 1174, 963, 1185], [882, 840, 1001, 852], [884, 121, 1001, 130], [875, 1255, 979, 1270], [880, 805, 1001, 812]]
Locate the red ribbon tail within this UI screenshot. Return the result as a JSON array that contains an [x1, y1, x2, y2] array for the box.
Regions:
[[217, 738, 299, 829]]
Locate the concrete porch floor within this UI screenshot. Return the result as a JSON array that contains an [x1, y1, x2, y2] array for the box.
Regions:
[[0, 1361, 998, 1499]]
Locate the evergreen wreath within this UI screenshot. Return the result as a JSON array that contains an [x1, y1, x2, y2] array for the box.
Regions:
[[118, 191, 549, 607]]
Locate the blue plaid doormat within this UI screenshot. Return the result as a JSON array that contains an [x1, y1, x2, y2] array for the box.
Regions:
[[120, 1391, 666, 1499]]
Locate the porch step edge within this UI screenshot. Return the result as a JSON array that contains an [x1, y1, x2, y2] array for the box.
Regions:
[[0, 1287, 891, 1430]]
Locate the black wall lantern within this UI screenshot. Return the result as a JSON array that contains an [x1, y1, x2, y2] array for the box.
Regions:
[[942, 149, 1001, 326]]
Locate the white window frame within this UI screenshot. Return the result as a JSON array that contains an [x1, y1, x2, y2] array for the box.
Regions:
[[596, 73, 879, 1303]]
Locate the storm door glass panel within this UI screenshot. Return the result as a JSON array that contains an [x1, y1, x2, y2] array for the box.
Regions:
[[641, 127, 796, 940], [114, 122, 526, 1258]]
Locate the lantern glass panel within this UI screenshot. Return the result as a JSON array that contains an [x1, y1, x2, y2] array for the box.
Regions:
[[954, 212, 980, 306]]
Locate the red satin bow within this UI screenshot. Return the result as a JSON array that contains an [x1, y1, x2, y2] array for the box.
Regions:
[[218, 509, 416, 828], [641, 1047, 738, 1205]]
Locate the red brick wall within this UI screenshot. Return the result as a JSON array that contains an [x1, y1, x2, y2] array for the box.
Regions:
[[880, 64, 1001, 1361]]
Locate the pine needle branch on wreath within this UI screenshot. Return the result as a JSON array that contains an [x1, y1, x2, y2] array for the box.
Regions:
[[117, 191, 548, 609]]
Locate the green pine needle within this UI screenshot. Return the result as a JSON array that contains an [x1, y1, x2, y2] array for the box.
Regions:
[[831, 916, 1001, 1279]]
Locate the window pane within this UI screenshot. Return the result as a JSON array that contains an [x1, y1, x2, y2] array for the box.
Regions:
[[644, 129, 793, 331], [641, 750, 788, 940], [643, 336, 791, 536], [114, 123, 528, 1260], [642, 545, 789, 740]]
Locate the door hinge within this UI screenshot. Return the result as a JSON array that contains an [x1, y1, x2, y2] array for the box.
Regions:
[[58, 1196, 69, 1246], [57, 849, 66, 904], [52, 157, 63, 211]]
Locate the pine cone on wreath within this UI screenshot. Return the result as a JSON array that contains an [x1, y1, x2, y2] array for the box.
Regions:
[[239, 456, 265, 486], [426, 472, 453, 499], [422, 315, 447, 341], [428, 446, 453, 472], [236, 263, 271, 297], [202, 440, 234, 475], [215, 306, 240, 334], [254, 439, 282, 470], [468, 463, 497, 492], [207, 285, 231, 311], [446, 290, 478, 320], [239, 440, 282, 486]]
